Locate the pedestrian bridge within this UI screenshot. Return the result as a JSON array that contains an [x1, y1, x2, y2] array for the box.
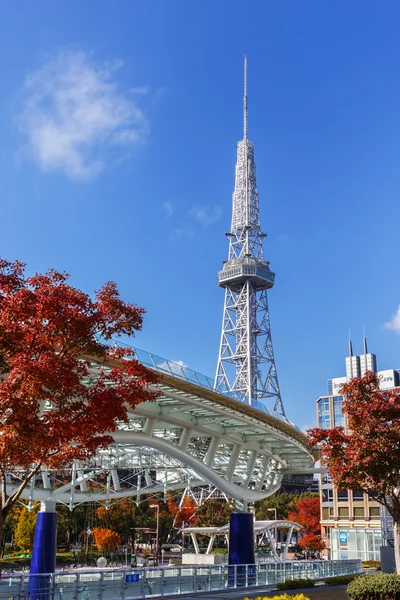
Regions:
[[10, 347, 315, 507]]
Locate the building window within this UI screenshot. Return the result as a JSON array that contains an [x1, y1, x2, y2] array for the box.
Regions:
[[338, 489, 348, 502], [369, 507, 380, 519], [322, 489, 333, 503], [322, 508, 329, 520], [333, 396, 344, 427], [318, 397, 331, 429], [352, 489, 364, 501], [338, 507, 349, 519], [354, 507, 364, 520]]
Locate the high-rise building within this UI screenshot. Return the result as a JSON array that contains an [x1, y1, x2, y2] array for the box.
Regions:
[[215, 58, 284, 418], [317, 340, 400, 561]]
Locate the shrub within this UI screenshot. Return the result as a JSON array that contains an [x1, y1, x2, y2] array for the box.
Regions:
[[325, 575, 360, 585], [241, 595, 310, 600], [277, 579, 315, 590], [361, 560, 381, 569], [347, 573, 400, 599]]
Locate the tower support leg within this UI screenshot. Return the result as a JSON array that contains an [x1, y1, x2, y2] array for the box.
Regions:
[[228, 511, 255, 586], [29, 501, 57, 600]]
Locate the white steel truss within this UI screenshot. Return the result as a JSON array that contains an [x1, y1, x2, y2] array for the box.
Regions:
[[215, 58, 284, 416], [6, 352, 313, 509]]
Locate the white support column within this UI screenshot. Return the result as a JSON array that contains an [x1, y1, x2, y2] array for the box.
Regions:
[[143, 418, 156, 437], [206, 535, 216, 555], [40, 500, 57, 512], [244, 450, 258, 486], [205, 436, 220, 467], [256, 455, 270, 491], [69, 461, 77, 511], [266, 527, 280, 562], [111, 469, 121, 491], [77, 464, 88, 492], [106, 472, 111, 506], [190, 533, 200, 554], [144, 469, 152, 487], [282, 525, 294, 562], [178, 428, 192, 451], [226, 444, 241, 482], [41, 470, 51, 490]]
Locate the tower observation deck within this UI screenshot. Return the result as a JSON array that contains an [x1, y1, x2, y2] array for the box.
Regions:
[[215, 58, 284, 416]]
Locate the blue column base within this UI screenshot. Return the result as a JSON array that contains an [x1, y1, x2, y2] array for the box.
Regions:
[[29, 511, 57, 600], [228, 512, 255, 587]]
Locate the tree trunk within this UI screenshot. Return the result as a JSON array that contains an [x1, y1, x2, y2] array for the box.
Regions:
[[394, 521, 400, 574]]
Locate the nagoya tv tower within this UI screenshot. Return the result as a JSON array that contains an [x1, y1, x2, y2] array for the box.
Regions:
[[215, 58, 285, 417]]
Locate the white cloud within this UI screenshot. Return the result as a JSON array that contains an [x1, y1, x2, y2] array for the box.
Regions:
[[190, 205, 222, 226], [158, 359, 187, 376], [170, 223, 195, 241], [19, 51, 148, 182], [384, 306, 400, 334], [163, 201, 174, 218]]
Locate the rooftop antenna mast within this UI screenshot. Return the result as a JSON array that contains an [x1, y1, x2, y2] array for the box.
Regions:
[[243, 55, 248, 140], [215, 58, 285, 416]]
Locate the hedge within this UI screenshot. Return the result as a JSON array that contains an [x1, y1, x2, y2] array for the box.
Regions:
[[242, 595, 310, 600], [347, 573, 400, 599], [276, 579, 316, 590], [324, 575, 360, 585]]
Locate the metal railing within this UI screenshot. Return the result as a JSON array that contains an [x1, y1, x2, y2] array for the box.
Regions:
[[116, 341, 299, 429], [0, 559, 362, 600]]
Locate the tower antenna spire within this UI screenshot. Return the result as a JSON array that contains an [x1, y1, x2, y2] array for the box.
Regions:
[[243, 56, 248, 140], [363, 325, 368, 354]]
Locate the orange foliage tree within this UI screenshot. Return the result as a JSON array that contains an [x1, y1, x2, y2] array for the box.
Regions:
[[93, 527, 121, 554], [0, 259, 158, 553]]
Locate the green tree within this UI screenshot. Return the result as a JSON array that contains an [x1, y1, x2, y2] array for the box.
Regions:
[[14, 507, 38, 552], [57, 504, 87, 551], [196, 499, 233, 527]]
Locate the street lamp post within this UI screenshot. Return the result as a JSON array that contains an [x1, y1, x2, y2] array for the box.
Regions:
[[267, 508, 278, 549], [149, 504, 160, 566]]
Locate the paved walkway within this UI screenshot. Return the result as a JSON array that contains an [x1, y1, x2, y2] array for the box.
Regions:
[[160, 584, 349, 600]]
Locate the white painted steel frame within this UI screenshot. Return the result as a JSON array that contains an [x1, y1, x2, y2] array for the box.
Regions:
[[7, 355, 313, 508]]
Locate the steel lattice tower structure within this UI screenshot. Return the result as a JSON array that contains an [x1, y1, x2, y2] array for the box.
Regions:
[[215, 58, 285, 417]]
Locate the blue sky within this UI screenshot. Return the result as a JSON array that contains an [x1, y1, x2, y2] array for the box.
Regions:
[[1, 1, 400, 429]]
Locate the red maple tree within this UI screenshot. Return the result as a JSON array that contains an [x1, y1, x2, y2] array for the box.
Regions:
[[298, 533, 326, 553], [288, 497, 321, 535], [166, 493, 199, 527], [308, 371, 400, 572], [288, 496, 324, 554], [0, 259, 158, 554]]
